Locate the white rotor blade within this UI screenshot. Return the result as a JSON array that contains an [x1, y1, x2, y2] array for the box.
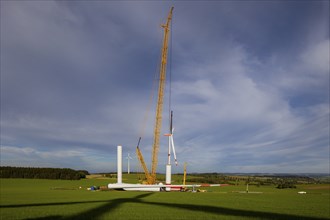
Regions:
[[170, 136, 178, 166]]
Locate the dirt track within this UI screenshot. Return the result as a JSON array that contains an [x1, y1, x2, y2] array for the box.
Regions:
[[304, 185, 330, 190]]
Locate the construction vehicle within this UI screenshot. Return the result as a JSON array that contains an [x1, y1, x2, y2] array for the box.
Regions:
[[136, 7, 174, 184]]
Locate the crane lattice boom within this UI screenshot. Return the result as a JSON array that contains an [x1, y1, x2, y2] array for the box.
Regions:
[[151, 6, 174, 184], [137, 7, 174, 184]]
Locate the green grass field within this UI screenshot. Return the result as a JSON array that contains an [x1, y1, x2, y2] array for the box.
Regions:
[[1, 176, 329, 220]]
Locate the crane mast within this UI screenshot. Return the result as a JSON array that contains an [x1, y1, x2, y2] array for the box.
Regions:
[[137, 7, 174, 184]]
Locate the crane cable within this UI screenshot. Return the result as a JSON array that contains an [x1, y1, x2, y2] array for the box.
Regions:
[[137, 31, 164, 142], [138, 67, 158, 140], [136, 55, 160, 181], [138, 13, 173, 141], [168, 17, 173, 129], [138, 15, 173, 148]]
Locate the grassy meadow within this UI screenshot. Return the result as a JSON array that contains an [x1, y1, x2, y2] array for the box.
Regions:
[[0, 174, 329, 220]]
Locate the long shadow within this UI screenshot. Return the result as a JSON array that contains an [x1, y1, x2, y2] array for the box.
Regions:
[[25, 216, 62, 220], [63, 193, 154, 220], [0, 200, 108, 208], [2, 193, 328, 220], [64, 193, 328, 220], [142, 200, 329, 220]]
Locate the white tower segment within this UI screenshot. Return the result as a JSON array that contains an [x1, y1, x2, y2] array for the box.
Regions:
[[164, 111, 178, 188], [117, 145, 122, 184]]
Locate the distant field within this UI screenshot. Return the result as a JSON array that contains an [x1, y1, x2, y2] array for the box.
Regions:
[[0, 176, 329, 220]]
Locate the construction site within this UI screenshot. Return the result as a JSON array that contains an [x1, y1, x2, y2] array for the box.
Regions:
[[106, 7, 213, 192], [1, 2, 329, 219]]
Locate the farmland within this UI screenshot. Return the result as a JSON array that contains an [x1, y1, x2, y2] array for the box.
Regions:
[[0, 175, 329, 220]]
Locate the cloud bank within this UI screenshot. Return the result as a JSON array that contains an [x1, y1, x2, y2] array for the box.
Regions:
[[1, 1, 329, 173]]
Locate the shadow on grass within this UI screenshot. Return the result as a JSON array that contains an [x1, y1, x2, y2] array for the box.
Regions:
[[2, 193, 328, 220], [25, 216, 62, 220], [1, 200, 108, 208]]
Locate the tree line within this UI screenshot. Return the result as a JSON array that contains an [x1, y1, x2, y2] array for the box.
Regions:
[[184, 173, 323, 188], [0, 166, 89, 180]]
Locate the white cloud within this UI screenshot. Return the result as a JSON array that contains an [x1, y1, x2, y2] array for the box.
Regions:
[[268, 39, 329, 95], [301, 39, 329, 74]]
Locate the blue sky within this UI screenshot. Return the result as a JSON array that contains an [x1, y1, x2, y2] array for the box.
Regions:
[[1, 1, 329, 174]]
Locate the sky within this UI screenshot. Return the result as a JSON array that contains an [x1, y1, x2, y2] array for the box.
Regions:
[[1, 1, 329, 174]]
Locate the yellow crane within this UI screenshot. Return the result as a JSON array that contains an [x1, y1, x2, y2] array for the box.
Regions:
[[136, 7, 174, 184]]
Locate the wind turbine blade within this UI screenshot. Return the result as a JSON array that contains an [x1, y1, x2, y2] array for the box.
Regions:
[[126, 153, 133, 160], [171, 136, 178, 166]]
